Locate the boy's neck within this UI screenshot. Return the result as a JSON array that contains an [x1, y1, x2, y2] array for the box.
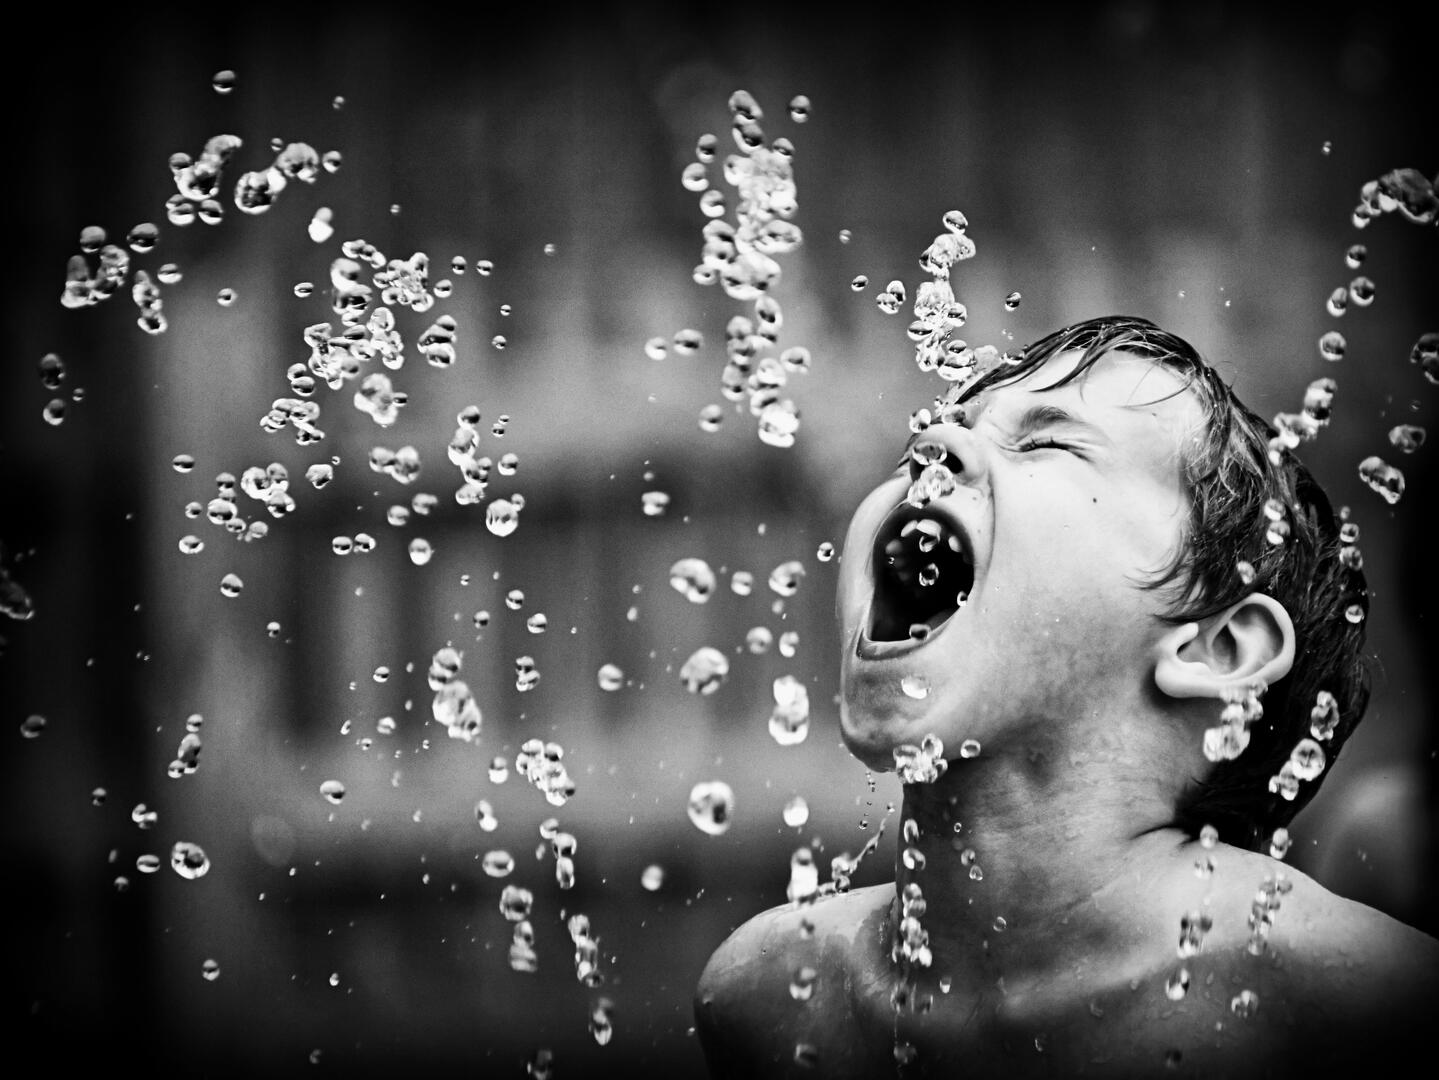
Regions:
[[891, 744, 1191, 985]]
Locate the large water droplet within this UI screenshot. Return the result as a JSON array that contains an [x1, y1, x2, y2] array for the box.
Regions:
[[669, 557, 716, 603], [680, 646, 729, 694], [170, 840, 211, 879], [687, 780, 734, 835]]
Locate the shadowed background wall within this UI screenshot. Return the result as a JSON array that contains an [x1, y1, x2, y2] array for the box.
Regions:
[[5, 1, 1434, 1075]]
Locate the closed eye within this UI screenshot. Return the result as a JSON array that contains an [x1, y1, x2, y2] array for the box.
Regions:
[[1012, 437, 1071, 453]]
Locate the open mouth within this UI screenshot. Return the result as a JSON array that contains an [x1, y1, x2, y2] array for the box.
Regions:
[[868, 504, 975, 643]]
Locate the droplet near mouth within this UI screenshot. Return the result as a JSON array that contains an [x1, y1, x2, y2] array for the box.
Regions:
[[868, 506, 974, 643]]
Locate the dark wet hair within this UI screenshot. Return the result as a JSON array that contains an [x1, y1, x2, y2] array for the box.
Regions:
[[950, 315, 1371, 850]]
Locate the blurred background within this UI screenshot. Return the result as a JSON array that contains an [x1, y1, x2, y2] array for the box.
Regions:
[[5, 1, 1434, 1075]]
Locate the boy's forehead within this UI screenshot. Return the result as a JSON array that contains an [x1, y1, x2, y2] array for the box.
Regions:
[[970, 348, 1196, 422]]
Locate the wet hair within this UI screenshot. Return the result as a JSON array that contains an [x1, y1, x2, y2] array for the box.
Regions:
[[951, 315, 1371, 850]]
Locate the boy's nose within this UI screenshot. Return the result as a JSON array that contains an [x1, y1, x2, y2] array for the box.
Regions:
[[908, 423, 988, 486]]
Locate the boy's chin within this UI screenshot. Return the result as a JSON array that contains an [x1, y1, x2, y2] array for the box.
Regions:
[[838, 712, 905, 772]]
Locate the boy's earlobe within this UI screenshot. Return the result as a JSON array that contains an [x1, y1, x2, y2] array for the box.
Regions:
[[1153, 594, 1296, 699]]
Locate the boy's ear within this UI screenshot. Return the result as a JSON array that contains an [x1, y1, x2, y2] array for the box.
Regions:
[[1153, 594, 1296, 700]]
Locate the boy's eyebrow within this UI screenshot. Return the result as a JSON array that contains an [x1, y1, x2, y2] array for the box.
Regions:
[[1005, 402, 1109, 443]]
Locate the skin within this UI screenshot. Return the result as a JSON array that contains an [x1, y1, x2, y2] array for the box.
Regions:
[[694, 350, 1439, 1077]]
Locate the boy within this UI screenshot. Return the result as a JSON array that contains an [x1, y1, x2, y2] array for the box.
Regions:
[[694, 316, 1437, 1077]]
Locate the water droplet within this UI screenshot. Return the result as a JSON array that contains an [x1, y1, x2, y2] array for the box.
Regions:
[[639, 863, 665, 891], [178, 535, 204, 555], [1004, 291, 1021, 311], [1388, 424, 1425, 453], [42, 399, 66, 426], [499, 884, 535, 923], [730, 570, 753, 596], [669, 558, 716, 603], [959, 739, 981, 759], [687, 780, 734, 835], [901, 675, 930, 699], [212, 69, 237, 94], [850, 275, 869, 291], [782, 795, 809, 827], [1348, 276, 1376, 307], [170, 840, 210, 879], [1268, 827, 1292, 859], [219, 573, 243, 598], [768, 560, 806, 597], [20, 714, 47, 739], [680, 646, 729, 694], [407, 538, 433, 565], [485, 498, 519, 537], [597, 664, 624, 691], [136, 854, 162, 874], [127, 222, 160, 253], [482, 850, 515, 878], [1318, 330, 1346, 362], [1357, 455, 1404, 504], [1165, 967, 1190, 1000], [788, 94, 811, 123], [201, 958, 221, 981], [1230, 989, 1259, 1019]]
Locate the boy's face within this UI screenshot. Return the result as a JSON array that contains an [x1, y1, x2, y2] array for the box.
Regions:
[[835, 349, 1203, 768]]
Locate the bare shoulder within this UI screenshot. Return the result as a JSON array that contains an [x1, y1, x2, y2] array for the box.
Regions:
[[694, 884, 894, 1079], [1195, 850, 1439, 1070]]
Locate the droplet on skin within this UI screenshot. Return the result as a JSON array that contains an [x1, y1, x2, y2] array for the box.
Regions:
[[901, 675, 929, 699]]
